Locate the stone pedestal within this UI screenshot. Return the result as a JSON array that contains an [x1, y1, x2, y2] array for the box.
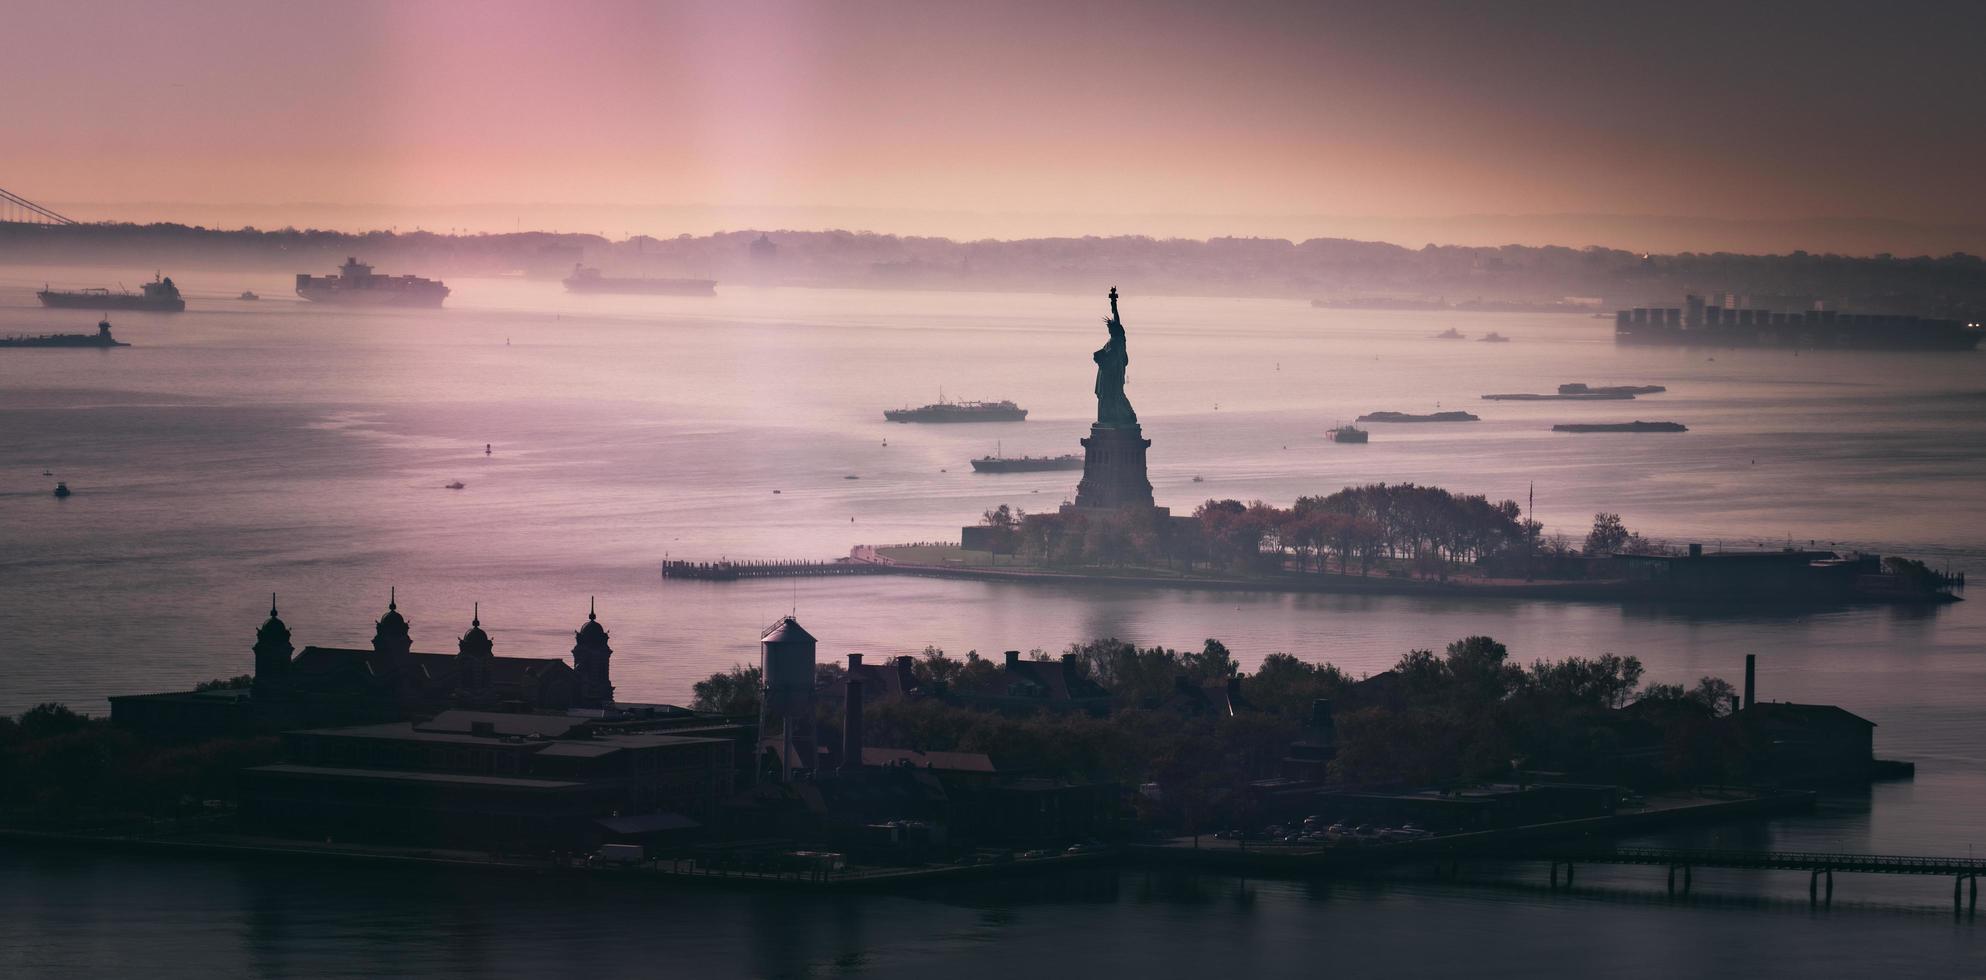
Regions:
[[1071, 423, 1156, 511]]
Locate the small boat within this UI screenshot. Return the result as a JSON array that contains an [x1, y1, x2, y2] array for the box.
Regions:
[[484, 444, 492, 455], [1192, 475, 1205, 483], [772, 489, 782, 494], [1432, 327, 1466, 339], [844, 474, 860, 480], [1480, 332, 1510, 343], [239, 290, 260, 301], [42, 469, 52, 476], [1326, 424, 1369, 443], [52, 482, 72, 498], [444, 481, 466, 490]]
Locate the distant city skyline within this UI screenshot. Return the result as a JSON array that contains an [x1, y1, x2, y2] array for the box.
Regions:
[[10, 0, 1986, 254]]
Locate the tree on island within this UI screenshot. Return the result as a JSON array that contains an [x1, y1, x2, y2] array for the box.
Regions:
[[1584, 513, 1630, 555]]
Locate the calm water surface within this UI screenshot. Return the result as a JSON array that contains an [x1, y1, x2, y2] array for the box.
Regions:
[[1, 267, 1983, 975]]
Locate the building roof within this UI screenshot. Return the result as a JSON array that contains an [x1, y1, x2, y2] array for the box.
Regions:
[[1614, 550, 1839, 564], [761, 616, 816, 644], [862, 747, 997, 773], [1746, 702, 1876, 729], [1001, 658, 1109, 702], [246, 763, 586, 790], [840, 658, 923, 700], [422, 710, 579, 738], [595, 812, 701, 835]]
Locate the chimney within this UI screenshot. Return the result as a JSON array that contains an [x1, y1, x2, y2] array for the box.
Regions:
[[1689, 543, 1703, 559], [1061, 653, 1078, 666], [848, 653, 863, 669], [1729, 694, 1741, 714], [1005, 650, 1021, 669], [1743, 654, 1756, 710], [1310, 699, 1334, 732], [843, 678, 864, 771]]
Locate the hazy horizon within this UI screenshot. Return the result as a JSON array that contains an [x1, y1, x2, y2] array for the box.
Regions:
[[29, 200, 1986, 258], [11, 0, 1985, 257]]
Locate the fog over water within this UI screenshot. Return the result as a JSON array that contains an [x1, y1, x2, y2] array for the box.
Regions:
[[2, 268, 1984, 969]]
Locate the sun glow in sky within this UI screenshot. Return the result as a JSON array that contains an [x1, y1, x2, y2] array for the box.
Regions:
[[9, 0, 1985, 249]]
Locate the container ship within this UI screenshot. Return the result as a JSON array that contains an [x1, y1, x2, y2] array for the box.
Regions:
[[296, 257, 449, 307], [1616, 296, 1982, 350], [885, 397, 1028, 423], [39, 274, 184, 312], [970, 451, 1082, 472], [562, 265, 716, 296], [0, 319, 128, 348]]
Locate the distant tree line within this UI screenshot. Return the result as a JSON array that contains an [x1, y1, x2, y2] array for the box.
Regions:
[[0, 703, 280, 826], [689, 633, 1742, 832]]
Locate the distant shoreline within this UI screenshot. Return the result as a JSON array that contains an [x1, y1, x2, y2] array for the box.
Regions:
[[650, 547, 1963, 608]]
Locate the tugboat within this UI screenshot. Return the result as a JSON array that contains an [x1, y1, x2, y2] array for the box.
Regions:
[[296, 257, 449, 307], [1432, 327, 1466, 339], [444, 480, 466, 490], [561, 264, 717, 296], [1479, 332, 1511, 343], [238, 290, 260, 301], [885, 393, 1028, 423], [39, 273, 185, 312], [0, 319, 129, 348], [1326, 424, 1369, 443], [52, 482, 72, 498]]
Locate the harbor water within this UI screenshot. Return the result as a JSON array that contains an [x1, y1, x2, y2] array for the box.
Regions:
[[1, 270, 1983, 975]]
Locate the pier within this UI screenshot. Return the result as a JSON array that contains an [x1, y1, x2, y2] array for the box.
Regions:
[[1532, 846, 1986, 910], [661, 558, 889, 581]]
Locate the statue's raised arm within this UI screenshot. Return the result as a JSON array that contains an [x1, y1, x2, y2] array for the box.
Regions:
[[1092, 286, 1137, 426]]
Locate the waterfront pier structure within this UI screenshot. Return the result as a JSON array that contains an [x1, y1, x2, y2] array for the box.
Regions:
[[1539, 846, 1986, 911]]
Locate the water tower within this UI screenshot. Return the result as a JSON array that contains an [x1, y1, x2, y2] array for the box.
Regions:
[[759, 616, 818, 781]]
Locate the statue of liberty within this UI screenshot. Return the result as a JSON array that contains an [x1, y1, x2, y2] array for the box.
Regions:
[[1094, 286, 1138, 427]]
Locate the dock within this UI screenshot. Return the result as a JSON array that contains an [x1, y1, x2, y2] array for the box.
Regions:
[[661, 558, 890, 581], [1533, 845, 1986, 910]]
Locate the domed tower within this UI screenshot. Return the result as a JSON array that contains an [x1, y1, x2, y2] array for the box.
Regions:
[[252, 593, 293, 694], [571, 597, 614, 708], [759, 615, 818, 782], [457, 604, 493, 692], [372, 589, 412, 657]]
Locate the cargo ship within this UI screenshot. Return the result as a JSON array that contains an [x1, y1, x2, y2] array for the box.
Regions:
[[1616, 296, 1982, 350], [1356, 410, 1479, 423], [1483, 389, 1636, 401], [39, 274, 184, 312], [885, 396, 1028, 423], [1325, 424, 1369, 443], [1553, 421, 1687, 433], [1559, 383, 1665, 396], [970, 449, 1083, 472], [296, 257, 449, 307], [562, 264, 716, 296], [0, 319, 128, 348]]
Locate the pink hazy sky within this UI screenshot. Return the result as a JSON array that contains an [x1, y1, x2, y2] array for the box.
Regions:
[[8, 0, 1984, 247]]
